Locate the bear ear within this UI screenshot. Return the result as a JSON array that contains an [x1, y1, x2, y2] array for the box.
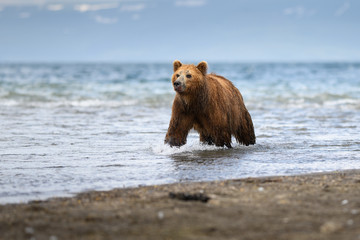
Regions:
[[173, 60, 182, 72], [196, 61, 208, 75]]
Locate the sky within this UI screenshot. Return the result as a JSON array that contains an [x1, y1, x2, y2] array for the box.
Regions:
[[0, 0, 359, 62]]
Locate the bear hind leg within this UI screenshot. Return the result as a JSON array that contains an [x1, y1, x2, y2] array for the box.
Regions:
[[214, 131, 232, 148], [235, 111, 256, 146], [200, 133, 214, 145], [200, 133, 232, 148], [214, 139, 232, 148]]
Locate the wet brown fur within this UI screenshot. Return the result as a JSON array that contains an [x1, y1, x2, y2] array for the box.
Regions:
[[165, 60, 255, 148]]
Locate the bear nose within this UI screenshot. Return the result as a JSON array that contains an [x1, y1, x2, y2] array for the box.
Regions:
[[174, 81, 181, 87]]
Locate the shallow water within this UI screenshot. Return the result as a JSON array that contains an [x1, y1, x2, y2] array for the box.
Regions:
[[0, 62, 359, 203]]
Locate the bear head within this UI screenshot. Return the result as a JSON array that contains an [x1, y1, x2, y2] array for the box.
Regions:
[[171, 60, 208, 94]]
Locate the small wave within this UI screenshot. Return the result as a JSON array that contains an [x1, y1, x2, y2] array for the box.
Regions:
[[323, 98, 360, 109], [0, 91, 174, 108], [0, 99, 141, 108], [152, 139, 227, 156], [97, 164, 125, 168]]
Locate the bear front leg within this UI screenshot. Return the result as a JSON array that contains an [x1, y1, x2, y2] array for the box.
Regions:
[[165, 113, 194, 147]]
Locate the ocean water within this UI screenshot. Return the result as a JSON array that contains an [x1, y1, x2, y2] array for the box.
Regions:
[[0, 62, 359, 204]]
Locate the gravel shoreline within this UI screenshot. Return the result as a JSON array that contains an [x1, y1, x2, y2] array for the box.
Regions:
[[1, 170, 360, 240]]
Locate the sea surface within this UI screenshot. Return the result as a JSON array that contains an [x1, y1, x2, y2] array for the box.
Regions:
[[0, 62, 359, 204]]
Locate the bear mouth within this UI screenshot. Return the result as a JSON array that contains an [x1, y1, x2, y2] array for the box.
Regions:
[[174, 85, 185, 93]]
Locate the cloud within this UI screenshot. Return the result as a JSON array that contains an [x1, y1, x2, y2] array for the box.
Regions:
[[283, 6, 316, 17], [0, 1, 147, 12], [19, 12, 31, 18], [120, 3, 145, 12], [132, 14, 140, 20], [47, 4, 64, 11], [0, 0, 45, 7], [175, 0, 207, 7], [94, 15, 118, 24], [335, 2, 350, 17], [74, 3, 118, 12], [0, 0, 49, 9]]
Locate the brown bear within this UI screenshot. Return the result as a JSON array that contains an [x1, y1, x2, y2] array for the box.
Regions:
[[164, 60, 256, 148]]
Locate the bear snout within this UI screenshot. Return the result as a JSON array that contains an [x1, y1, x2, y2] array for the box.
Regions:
[[173, 80, 185, 92]]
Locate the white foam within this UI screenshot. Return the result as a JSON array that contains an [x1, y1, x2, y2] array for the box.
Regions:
[[152, 137, 226, 155]]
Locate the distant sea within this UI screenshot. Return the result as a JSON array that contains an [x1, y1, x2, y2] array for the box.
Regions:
[[0, 62, 359, 203]]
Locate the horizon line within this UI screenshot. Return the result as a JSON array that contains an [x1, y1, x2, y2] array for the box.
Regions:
[[1, 59, 360, 64]]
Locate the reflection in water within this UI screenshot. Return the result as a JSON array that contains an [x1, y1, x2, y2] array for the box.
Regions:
[[170, 145, 257, 182]]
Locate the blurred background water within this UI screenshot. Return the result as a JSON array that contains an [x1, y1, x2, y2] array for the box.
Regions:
[[0, 62, 359, 203]]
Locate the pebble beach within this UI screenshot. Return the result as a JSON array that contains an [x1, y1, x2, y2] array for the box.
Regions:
[[1, 170, 360, 240]]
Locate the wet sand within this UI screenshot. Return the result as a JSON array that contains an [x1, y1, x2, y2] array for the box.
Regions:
[[1, 170, 360, 240]]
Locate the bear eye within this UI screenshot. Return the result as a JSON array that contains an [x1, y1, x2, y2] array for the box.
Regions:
[[176, 74, 180, 78], [186, 74, 192, 78]]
